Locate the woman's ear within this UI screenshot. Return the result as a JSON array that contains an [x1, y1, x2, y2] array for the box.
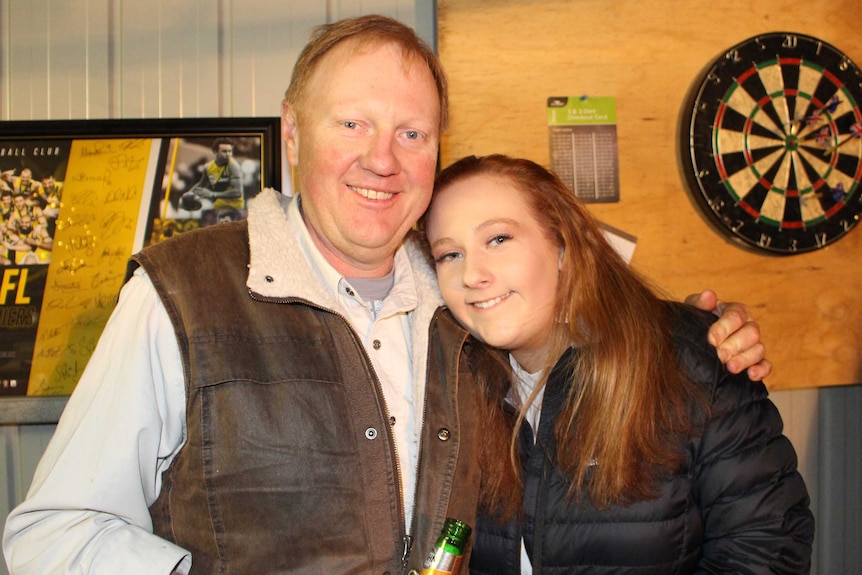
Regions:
[[282, 101, 300, 167], [558, 247, 565, 271]]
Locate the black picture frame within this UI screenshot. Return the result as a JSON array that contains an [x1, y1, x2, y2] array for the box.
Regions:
[[0, 117, 281, 423]]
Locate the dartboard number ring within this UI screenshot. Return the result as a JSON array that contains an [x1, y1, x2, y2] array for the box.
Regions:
[[683, 32, 862, 254]]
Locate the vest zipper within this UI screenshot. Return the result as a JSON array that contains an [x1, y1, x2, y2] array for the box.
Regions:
[[343, 314, 415, 573], [401, 344, 431, 572]]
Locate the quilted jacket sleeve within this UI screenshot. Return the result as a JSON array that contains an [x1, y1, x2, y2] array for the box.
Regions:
[[671, 304, 815, 574]]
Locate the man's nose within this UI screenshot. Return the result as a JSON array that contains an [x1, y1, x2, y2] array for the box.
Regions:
[[361, 133, 400, 176]]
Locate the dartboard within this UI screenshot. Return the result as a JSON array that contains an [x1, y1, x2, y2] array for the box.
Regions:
[[683, 32, 862, 254]]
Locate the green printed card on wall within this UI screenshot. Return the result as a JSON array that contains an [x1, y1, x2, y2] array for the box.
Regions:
[[548, 96, 620, 203]]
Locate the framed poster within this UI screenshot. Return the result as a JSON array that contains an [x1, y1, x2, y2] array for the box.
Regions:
[[0, 117, 281, 412]]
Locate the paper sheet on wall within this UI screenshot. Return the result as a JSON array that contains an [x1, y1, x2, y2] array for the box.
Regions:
[[24, 139, 158, 396]]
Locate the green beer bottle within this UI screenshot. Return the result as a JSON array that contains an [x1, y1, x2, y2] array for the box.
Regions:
[[419, 518, 472, 575]]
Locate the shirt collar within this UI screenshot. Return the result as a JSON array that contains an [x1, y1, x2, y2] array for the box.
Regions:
[[290, 195, 418, 313], [288, 196, 342, 299]]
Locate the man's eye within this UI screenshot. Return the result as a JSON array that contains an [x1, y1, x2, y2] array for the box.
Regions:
[[343, 121, 358, 129], [404, 130, 420, 140]]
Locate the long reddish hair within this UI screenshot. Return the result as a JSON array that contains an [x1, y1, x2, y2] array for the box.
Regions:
[[425, 155, 704, 516]]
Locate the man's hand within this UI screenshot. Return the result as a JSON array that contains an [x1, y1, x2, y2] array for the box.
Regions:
[[685, 290, 772, 381]]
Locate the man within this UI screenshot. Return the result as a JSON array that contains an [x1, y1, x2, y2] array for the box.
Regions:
[[184, 137, 244, 211], [2, 15, 768, 575], [38, 175, 63, 219], [7, 193, 46, 233], [0, 189, 13, 224], [4, 214, 52, 264], [0, 174, 11, 195], [11, 168, 42, 201], [216, 207, 241, 224]]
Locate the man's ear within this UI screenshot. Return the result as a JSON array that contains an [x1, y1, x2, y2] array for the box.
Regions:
[[282, 101, 300, 167]]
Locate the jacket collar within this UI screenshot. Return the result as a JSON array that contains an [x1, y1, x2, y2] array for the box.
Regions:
[[245, 188, 448, 416], [246, 189, 442, 307]]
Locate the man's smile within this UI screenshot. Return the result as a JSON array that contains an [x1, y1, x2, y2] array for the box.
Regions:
[[348, 184, 394, 200]]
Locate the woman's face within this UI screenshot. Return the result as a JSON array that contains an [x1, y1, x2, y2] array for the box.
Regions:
[[426, 174, 560, 372]]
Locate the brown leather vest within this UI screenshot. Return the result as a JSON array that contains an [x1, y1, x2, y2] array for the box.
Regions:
[[131, 221, 481, 574]]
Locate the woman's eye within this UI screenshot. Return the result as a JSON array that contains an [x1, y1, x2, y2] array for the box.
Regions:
[[489, 234, 511, 247], [343, 121, 358, 129], [433, 251, 460, 264]]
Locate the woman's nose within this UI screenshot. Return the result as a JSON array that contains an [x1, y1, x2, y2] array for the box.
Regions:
[[461, 257, 492, 288]]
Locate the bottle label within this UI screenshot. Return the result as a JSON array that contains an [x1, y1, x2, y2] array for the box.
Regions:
[[420, 548, 463, 575]]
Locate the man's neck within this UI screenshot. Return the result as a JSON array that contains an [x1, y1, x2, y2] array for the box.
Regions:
[[316, 240, 396, 279], [299, 201, 397, 279]]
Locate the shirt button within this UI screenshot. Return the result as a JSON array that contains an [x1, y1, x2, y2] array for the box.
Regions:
[[389, 416, 396, 426], [437, 428, 450, 441], [345, 286, 355, 296], [264, 275, 274, 283], [373, 339, 381, 350]]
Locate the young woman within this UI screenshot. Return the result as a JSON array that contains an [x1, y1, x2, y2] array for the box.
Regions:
[[422, 155, 814, 574]]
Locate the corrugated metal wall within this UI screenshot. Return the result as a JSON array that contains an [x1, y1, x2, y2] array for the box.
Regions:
[[1, 0, 431, 120], [815, 384, 862, 574], [0, 1, 859, 574]]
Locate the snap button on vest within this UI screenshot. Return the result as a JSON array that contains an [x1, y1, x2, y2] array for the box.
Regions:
[[437, 428, 450, 441], [365, 427, 378, 440]]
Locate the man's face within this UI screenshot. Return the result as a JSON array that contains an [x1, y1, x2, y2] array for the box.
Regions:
[[18, 217, 33, 235], [283, 41, 441, 277], [215, 144, 233, 166]]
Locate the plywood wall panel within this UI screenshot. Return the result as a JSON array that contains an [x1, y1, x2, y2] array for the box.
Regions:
[[438, 0, 862, 390]]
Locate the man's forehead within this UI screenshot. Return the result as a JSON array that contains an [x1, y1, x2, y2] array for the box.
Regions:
[[312, 39, 431, 85]]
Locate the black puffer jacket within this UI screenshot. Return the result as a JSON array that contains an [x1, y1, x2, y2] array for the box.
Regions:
[[469, 303, 814, 574]]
